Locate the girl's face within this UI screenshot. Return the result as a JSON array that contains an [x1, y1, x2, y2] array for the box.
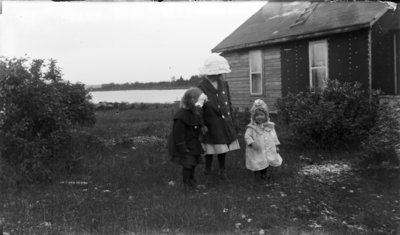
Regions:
[[254, 113, 266, 124], [208, 74, 222, 82]]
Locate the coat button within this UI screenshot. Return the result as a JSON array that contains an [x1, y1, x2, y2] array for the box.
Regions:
[[222, 115, 225, 119], [223, 91, 225, 94], [225, 102, 228, 105], [228, 112, 230, 115]]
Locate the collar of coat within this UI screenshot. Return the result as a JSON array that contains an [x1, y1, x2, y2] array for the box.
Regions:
[[199, 78, 224, 95], [173, 108, 202, 126], [247, 121, 275, 132]]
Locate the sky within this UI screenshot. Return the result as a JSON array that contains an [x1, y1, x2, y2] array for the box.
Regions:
[[0, 0, 266, 85]]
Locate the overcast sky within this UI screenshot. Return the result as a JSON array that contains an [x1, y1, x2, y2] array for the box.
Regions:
[[0, 1, 266, 85]]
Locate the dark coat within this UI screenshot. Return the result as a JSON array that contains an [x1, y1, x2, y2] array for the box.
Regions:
[[167, 108, 204, 164], [198, 78, 237, 145]]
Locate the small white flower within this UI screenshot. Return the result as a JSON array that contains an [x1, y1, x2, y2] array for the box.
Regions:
[[349, 190, 354, 193], [102, 189, 111, 193], [235, 222, 241, 229], [309, 222, 322, 228], [241, 214, 246, 219], [42, 221, 52, 227], [223, 208, 228, 213], [168, 181, 175, 186], [247, 218, 252, 223], [259, 229, 265, 235]]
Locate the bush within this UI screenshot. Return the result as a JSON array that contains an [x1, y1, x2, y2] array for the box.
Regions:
[[276, 80, 378, 149], [0, 57, 96, 184], [360, 101, 400, 165]]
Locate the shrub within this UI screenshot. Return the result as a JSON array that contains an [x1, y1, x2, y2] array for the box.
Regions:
[[360, 101, 400, 165], [276, 80, 378, 149], [0, 57, 96, 184]]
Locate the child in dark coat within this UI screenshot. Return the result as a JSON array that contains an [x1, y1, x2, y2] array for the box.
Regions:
[[168, 87, 207, 189]]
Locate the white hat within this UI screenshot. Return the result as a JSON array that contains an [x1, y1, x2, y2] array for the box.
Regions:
[[250, 99, 268, 114], [199, 53, 231, 75]]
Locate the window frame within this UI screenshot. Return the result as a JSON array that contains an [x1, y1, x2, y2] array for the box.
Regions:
[[249, 49, 263, 95], [308, 39, 329, 90]]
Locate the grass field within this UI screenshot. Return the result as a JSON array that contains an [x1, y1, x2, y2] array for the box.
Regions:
[[1, 103, 399, 234]]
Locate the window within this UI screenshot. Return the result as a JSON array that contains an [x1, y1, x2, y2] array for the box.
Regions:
[[309, 40, 328, 90], [249, 50, 263, 95]]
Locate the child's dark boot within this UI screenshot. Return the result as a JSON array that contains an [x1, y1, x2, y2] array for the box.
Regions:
[[260, 168, 268, 180], [189, 167, 198, 188], [182, 168, 192, 190]]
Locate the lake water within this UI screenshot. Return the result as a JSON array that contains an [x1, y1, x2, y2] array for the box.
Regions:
[[90, 89, 186, 103]]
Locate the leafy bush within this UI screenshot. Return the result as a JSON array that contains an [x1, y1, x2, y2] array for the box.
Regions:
[[0, 57, 96, 184], [276, 80, 378, 149], [360, 101, 400, 165]]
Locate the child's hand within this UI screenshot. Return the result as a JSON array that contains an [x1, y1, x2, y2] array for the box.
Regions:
[[201, 125, 208, 135]]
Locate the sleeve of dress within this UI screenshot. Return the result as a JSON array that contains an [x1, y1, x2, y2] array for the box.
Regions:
[[244, 128, 254, 146], [272, 127, 280, 145], [173, 119, 189, 153]]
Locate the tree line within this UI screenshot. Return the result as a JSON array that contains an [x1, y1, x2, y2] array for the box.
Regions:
[[90, 75, 205, 91]]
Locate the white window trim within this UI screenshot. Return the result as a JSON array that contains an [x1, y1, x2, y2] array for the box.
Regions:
[[249, 50, 263, 95], [308, 39, 328, 90]]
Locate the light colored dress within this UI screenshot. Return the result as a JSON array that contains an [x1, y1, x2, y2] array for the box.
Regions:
[[244, 121, 282, 171]]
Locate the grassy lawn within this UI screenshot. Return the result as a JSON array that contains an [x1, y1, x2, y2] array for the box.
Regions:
[[1, 103, 399, 234]]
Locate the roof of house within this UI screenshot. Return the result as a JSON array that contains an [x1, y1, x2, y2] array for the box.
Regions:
[[213, 1, 396, 53]]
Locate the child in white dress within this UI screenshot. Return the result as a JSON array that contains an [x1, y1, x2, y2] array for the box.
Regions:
[[244, 99, 282, 182]]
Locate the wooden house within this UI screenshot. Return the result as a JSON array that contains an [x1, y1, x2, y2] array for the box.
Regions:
[[212, 1, 400, 111]]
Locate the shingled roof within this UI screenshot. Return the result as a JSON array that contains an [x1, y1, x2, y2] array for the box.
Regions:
[[213, 1, 395, 53]]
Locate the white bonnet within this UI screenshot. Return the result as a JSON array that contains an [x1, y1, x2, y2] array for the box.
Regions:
[[199, 53, 231, 75], [250, 99, 268, 114]]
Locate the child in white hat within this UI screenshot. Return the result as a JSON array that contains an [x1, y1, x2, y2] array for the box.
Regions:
[[244, 99, 282, 183], [197, 53, 240, 180]]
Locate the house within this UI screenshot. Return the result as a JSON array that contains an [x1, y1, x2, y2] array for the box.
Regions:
[[212, 1, 400, 111]]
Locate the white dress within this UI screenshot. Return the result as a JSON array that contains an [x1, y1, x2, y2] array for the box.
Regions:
[[244, 122, 282, 171]]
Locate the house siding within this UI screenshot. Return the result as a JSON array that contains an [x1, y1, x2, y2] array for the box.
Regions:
[[263, 47, 282, 112], [223, 47, 282, 112], [328, 29, 370, 88], [281, 40, 309, 96], [280, 30, 371, 96], [371, 10, 397, 95], [222, 51, 251, 110]]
